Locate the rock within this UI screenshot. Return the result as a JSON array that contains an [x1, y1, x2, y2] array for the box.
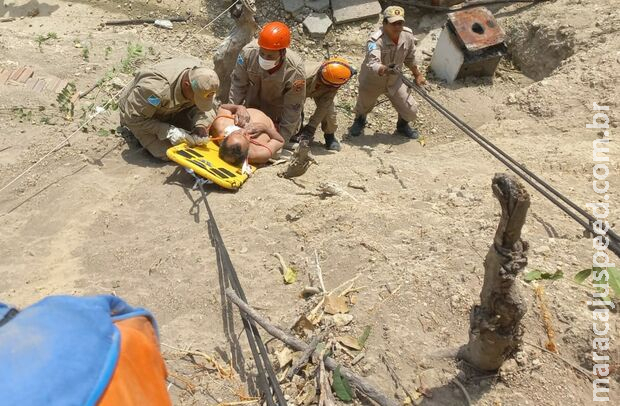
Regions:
[[281, 0, 304, 15], [415, 28, 441, 62], [332, 313, 354, 326], [514, 350, 527, 366], [533, 245, 551, 255], [303, 13, 332, 38], [331, 0, 381, 25], [419, 368, 443, 389], [305, 0, 329, 12], [499, 358, 518, 378]]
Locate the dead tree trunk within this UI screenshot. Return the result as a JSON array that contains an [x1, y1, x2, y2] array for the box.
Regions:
[[458, 173, 530, 371], [212, 0, 258, 104]]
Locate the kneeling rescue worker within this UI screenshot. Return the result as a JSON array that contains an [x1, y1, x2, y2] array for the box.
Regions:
[[119, 57, 219, 160], [350, 6, 426, 140], [294, 57, 355, 151], [229, 21, 306, 147]]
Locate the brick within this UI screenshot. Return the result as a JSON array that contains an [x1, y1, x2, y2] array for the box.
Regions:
[[16, 67, 34, 83], [0, 69, 11, 84], [25, 77, 37, 89], [46, 77, 60, 92], [332, 0, 381, 24], [9, 67, 25, 81], [53, 79, 68, 93], [33, 79, 48, 93]]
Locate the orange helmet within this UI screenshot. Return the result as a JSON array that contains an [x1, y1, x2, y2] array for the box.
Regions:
[[258, 22, 291, 50], [319, 57, 354, 87]]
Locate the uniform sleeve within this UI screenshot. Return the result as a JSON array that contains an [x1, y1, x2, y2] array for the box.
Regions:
[[229, 49, 250, 105], [365, 39, 383, 74], [279, 69, 306, 140], [404, 36, 417, 71], [307, 91, 336, 129], [121, 85, 170, 140], [192, 108, 216, 129]]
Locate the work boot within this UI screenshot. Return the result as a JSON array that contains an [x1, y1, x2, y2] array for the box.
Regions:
[[396, 118, 419, 140], [348, 115, 366, 137], [324, 134, 341, 151]]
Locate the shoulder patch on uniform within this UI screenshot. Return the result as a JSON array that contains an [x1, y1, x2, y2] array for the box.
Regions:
[[293, 79, 305, 92], [147, 95, 161, 107], [370, 30, 383, 41], [367, 41, 378, 52], [236, 54, 244, 65]]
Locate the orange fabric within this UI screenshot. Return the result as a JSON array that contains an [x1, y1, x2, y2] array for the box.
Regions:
[[258, 22, 291, 50], [98, 317, 171, 406]]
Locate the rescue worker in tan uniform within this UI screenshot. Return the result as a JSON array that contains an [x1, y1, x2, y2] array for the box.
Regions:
[[293, 57, 355, 151], [229, 21, 306, 146], [349, 6, 426, 139], [119, 57, 219, 160]]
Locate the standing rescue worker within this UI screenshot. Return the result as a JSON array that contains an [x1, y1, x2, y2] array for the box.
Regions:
[[349, 6, 426, 139], [294, 57, 355, 151], [119, 57, 219, 160], [229, 21, 306, 145]]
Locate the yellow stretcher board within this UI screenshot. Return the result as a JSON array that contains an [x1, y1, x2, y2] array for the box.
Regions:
[[167, 141, 256, 190]]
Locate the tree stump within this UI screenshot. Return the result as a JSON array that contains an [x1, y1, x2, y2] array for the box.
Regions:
[[459, 173, 530, 371], [212, 0, 258, 104]]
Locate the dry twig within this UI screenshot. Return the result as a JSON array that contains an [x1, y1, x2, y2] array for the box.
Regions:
[[524, 341, 593, 381], [225, 288, 398, 406]]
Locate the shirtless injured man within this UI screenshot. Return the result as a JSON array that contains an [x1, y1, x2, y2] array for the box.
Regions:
[[210, 105, 284, 166]]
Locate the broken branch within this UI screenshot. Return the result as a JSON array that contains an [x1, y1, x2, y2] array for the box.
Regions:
[[286, 335, 321, 380], [224, 288, 398, 406], [105, 17, 188, 26]]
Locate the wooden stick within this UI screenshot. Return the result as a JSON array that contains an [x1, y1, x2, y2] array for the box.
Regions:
[[286, 335, 320, 380], [524, 341, 593, 381], [78, 83, 99, 99], [314, 250, 327, 293], [105, 17, 188, 26], [167, 371, 196, 394], [224, 288, 398, 406]]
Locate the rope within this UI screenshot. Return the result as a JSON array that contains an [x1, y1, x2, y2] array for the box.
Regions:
[[0, 2, 238, 196], [0, 86, 126, 194], [179, 0, 240, 44], [193, 176, 287, 405], [398, 72, 620, 258]]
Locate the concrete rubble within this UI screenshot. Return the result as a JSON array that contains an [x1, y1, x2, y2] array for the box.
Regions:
[[303, 12, 333, 38]]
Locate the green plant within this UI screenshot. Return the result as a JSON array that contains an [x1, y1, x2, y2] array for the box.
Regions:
[[56, 82, 77, 120], [35, 32, 58, 51], [104, 46, 113, 60], [11, 107, 33, 123], [81, 47, 90, 62], [575, 267, 620, 302], [524, 269, 564, 282], [119, 43, 144, 74]]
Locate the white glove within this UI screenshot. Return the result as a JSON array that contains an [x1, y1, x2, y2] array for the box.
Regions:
[[184, 133, 209, 147], [166, 126, 189, 145]]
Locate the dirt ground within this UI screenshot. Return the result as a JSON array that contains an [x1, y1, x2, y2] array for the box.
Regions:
[[1, 0, 619, 405]]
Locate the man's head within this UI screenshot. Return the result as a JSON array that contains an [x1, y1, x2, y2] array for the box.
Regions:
[[181, 67, 219, 111], [382, 6, 405, 41], [257, 21, 291, 70], [318, 57, 355, 88], [219, 130, 250, 166]]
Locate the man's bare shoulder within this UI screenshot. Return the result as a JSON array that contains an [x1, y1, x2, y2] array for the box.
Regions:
[[247, 108, 274, 126]]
